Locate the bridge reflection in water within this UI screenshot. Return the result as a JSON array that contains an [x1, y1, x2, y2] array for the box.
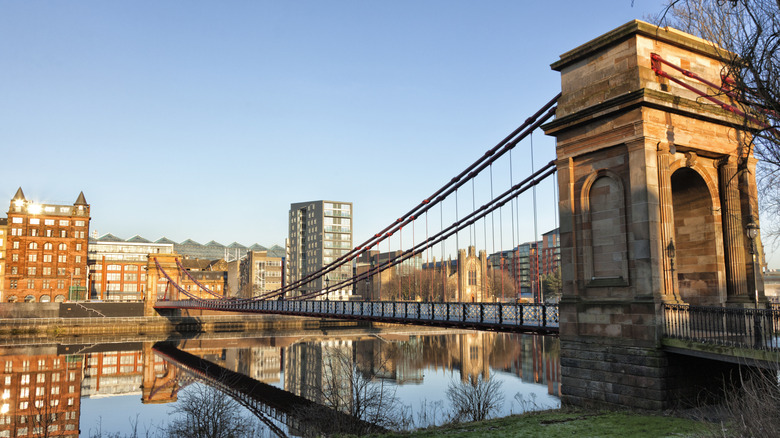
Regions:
[[0, 330, 559, 437], [146, 330, 560, 436]]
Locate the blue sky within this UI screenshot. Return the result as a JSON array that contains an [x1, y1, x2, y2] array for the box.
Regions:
[[1, 1, 671, 252]]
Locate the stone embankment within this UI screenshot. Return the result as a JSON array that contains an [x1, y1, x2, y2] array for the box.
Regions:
[[0, 302, 373, 345]]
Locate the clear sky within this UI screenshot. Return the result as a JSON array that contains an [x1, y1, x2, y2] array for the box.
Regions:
[[2, 1, 673, 251]]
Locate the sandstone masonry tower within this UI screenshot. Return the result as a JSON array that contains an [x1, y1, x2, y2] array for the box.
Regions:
[[543, 21, 765, 409]]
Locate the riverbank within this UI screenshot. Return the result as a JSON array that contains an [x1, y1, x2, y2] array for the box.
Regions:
[[372, 408, 709, 438]]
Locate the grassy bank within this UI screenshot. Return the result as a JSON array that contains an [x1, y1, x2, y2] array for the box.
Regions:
[[371, 408, 708, 438]]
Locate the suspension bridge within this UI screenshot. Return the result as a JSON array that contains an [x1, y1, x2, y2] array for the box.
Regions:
[[148, 21, 780, 410]]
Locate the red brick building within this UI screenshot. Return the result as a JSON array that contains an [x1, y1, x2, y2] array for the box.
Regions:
[[4, 188, 90, 303]]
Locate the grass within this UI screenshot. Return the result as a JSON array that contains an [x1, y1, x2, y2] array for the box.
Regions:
[[364, 408, 707, 438]]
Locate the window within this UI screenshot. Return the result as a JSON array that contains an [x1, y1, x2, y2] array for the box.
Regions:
[[12, 241, 19, 249], [11, 217, 22, 224], [26, 280, 34, 289], [42, 280, 50, 289], [59, 243, 67, 251], [35, 387, 44, 396], [29, 229, 38, 237], [74, 268, 80, 276], [29, 218, 39, 225], [58, 255, 67, 263], [60, 230, 66, 238], [57, 268, 66, 275], [9, 280, 17, 289], [59, 219, 69, 226], [75, 220, 85, 227], [44, 219, 54, 226], [18, 402, 27, 410], [45, 229, 52, 237], [57, 280, 65, 289], [75, 256, 81, 263], [36, 374, 45, 383], [43, 254, 52, 263], [28, 254, 37, 262], [42, 267, 51, 276], [11, 254, 18, 262], [26, 267, 36, 276], [44, 242, 52, 250], [19, 388, 29, 398], [75, 243, 82, 251], [20, 374, 29, 384]]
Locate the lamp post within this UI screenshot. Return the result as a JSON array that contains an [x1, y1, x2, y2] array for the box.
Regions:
[[325, 276, 330, 301], [746, 219, 761, 346]]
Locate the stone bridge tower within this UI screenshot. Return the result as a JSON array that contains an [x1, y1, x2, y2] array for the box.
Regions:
[[543, 20, 765, 409]]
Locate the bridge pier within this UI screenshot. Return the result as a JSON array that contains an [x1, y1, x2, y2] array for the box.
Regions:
[[543, 21, 764, 410]]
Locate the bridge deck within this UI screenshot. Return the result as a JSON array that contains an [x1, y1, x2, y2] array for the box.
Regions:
[[155, 299, 559, 334]]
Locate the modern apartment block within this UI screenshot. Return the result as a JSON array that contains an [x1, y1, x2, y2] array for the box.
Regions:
[[4, 188, 90, 303], [287, 201, 352, 299]]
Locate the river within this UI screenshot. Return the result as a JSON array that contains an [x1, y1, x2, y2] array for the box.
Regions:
[[1, 327, 559, 437]]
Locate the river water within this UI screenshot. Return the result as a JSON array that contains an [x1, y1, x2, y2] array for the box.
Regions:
[[1, 327, 559, 437]]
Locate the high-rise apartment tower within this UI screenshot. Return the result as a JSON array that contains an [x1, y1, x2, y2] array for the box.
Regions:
[[287, 201, 352, 300]]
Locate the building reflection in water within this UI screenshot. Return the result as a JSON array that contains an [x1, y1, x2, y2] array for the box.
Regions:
[[0, 331, 559, 436], [0, 347, 83, 437]]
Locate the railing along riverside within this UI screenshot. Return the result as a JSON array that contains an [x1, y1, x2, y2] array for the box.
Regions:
[[664, 303, 780, 351], [155, 300, 559, 333]]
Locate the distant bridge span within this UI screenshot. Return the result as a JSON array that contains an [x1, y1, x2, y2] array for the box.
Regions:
[[155, 299, 559, 335]]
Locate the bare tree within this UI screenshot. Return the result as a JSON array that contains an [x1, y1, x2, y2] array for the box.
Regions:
[[445, 374, 504, 423], [165, 384, 263, 438], [656, 0, 780, 236], [298, 345, 404, 434]]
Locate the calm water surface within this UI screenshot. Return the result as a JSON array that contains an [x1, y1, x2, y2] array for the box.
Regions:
[[2, 327, 559, 437]]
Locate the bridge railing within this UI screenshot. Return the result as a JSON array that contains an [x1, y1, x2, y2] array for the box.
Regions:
[[157, 299, 559, 331], [664, 303, 780, 351]]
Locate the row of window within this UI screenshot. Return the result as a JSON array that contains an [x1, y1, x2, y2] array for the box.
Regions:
[[8, 242, 80, 251], [3, 359, 61, 373], [7, 267, 81, 277], [11, 217, 86, 227], [12, 254, 81, 263], [8, 278, 81, 290], [92, 264, 142, 271], [10, 228, 86, 238]]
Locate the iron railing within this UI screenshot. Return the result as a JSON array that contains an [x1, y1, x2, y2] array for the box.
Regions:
[[156, 299, 559, 333], [664, 303, 780, 351]]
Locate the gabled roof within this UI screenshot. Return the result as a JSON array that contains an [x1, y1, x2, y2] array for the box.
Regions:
[[12, 187, 25, 202], [126, 235, 151, 243], [204, 240, 226, 248], [179, 239, 202, 246], [227, 242, 247, 249], [155, 237, 177, 245], [180, 258, 213, 271], [248, 243, 267, 251], [74, 191, 88, 206], [97, 233, 125, 242]]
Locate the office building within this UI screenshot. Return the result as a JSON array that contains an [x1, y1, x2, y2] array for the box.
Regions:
[[88, 234, 174, 301], [287, 201, 352, 299]]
